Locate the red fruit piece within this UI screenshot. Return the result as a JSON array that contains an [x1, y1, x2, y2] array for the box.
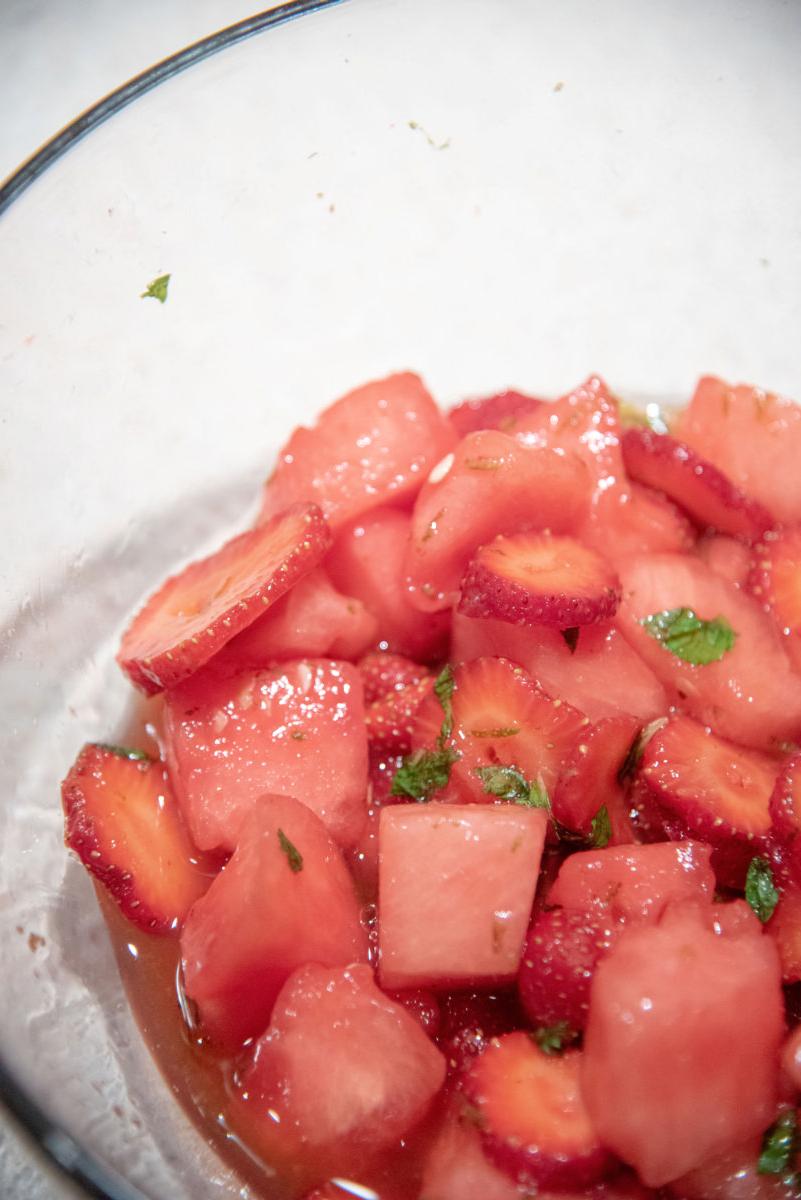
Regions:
[[617, 551, 801, 749], [548, 840, 716, 923], [328, 507, 450, 662], [749, 526, 801, 663], [420, 1104, 528, 1200], [770, 755, 801, 846], [378, 803, 548, 989], [464, 1032, 612, 1190], [582, 901, 784, 1186], [231, 963, 446, 1164], [518, 908, 622, 1032], [452, 612, 667, 723], [365, 675, 435, 754], [581, 483, 696, 569], [117, 503, 331, 695], [259, 372, 456, 532], [358, 651, 431, 704], [640, 715, 776, 844], [459, 532, 621, 628], [61, 744, 213, 934], [669, 1136, 796, 1200], [674, 375, 801, 525], [767, 880, 801, 984], [552, 714, 640, 835], [411, 656, 588, 804], [621, 427, 775, 538], [164, 659, 368, 853], [220, 566, 378, 666], [181, 796, 367, 1049], [696, 534, 752, 588], [437, 988, 526, 1076], [448, 389, 545, 438], [405, 429, 591, 612], [383, 989, 441, 1039]]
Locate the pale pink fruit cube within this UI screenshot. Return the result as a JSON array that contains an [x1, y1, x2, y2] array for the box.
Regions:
[[378, 803, 547, 989]]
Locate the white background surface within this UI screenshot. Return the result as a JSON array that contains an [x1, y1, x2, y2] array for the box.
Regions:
[[1, 7, 262, 1200]]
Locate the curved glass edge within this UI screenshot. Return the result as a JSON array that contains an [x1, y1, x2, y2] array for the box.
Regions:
[[0, 0, 346, 217], [0, 3, 345, 1197]]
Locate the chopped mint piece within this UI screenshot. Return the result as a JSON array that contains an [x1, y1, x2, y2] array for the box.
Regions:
[[533, 1021, 578, 1056], [641, 607, 736, 665], [434, 664, 455, 743], [141, 273, 171, 303], [758, 1110, 797, 1175], [97, 743, 150, 761], [277, 828, 303, 873], [590, 804, 611, 848], [391, 747, 459, 801], [476, 764, 530, 802], [745, 856, 779, 924]]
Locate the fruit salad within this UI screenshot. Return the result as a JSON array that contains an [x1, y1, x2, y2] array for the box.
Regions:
[[61, 372, 801, 1199]]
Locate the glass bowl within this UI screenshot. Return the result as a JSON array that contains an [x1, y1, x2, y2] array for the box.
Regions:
[[0, 0, 799, 1196]]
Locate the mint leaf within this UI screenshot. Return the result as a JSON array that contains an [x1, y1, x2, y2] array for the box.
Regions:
[[533, 1021, 578, 1056], [391, 747, 459, 800], [140, 273, 170, 304], [745, 856, 779, 923], [590, 804, 611, 848], [476, 765, 529, 802], [617, 717, 667, 784], [521, 778, 551, 810], [277, 828, 303, 873], [561, 627, 580, 654], [641, 608, 736, 665], [434, 664, 455, 742], [97, 743, 150, 761], [758, 1111, 797, 1175]]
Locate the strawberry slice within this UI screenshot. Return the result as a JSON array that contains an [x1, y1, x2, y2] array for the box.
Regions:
[[621, 428, 775, 538], [365, 675, 435, 753], [405, 429, 592, 612], [458, 532, 621, 628], [410, 656, 587, 804], [463, 1032, 612, 1190], [552, 714, 640, 835], [61, 744, 213, 934], [770, 755, 801, 847], [673, 375, 801, 525], [749, 526, 801, 664], [517, 907, 623, 1032], [358, 652, 431, 705], [117, 503, 331, 695], [639, 714, 776, 844], [220, 566, 378, 666], [258, 372, 456, 532], [448, 389, 544, 437]]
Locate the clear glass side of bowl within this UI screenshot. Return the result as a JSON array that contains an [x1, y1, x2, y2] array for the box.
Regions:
[[0, 0, 799, 1195]]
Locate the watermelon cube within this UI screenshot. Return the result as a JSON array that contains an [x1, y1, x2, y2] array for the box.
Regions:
[[164, 658, 368, 852], [378, 803, 547, 989], [231, 962, 446, 1171]]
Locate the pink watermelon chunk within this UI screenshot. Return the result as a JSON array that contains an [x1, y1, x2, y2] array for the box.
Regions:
[[420, 1106, 522, 1200], [378, 803, 548, 989], [181, 796, 367, 1049], [164, 658, 368, 852], [231, 962, 446, 1168]]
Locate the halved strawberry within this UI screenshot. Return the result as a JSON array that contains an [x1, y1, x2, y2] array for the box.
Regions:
[[621, 428, 775, 538], [696, 534, 752, 588], [639, 715, 776, 844], [410, 656, 588, 804], [448, 389, 544, 437], [258, 372, 456, 532], [464, 1033, 612, 1190], [328, 507, 451, 662], [117, 503, 331, 695], [220, 566, 378, 666], [61, 744, 214, 934], [452, 612, 668, 723], [365, 675, 435, 753], [459, 533, 621, 628], [617, 551, 801, 749], [405, 430, 592, 612], [673, 375, 801, 525], [517, 907, 623, 1032], [358, 652, 432, 705], [749, 526, 801, 665], [552, 715, 640, 835]]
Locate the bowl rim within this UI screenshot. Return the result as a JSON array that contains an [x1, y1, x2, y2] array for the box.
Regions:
[[0, 4, 343, 1197]]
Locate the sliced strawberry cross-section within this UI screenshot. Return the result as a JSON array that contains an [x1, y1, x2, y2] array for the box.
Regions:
[[410, 656, 587, 805], [639, 714, 777, 845], [458, 532, 621, 628], [464, 1032, 612, 1191], [117, 502, 331, 695], [61, 743, 214, 934], [258, 372, 456, 532], [622, 427, 775, 539]]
